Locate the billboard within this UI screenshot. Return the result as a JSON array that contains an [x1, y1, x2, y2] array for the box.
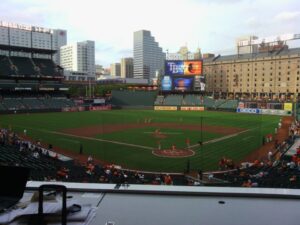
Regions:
[[154, 106, 177, 111], [165, 60, 203, 76], [180, 106, 205, 111], [236, 108, 261, 114], [284, 103, 293, 111]]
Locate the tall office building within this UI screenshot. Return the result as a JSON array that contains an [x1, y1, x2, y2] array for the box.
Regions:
[[121, 57, 133, 78], [60, 40, 95, 80], [0, 21, 67, 65], [110, 63, 121, 76], [133, 30, 165, 80]]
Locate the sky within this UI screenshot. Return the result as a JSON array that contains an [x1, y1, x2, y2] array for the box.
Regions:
[[1, 0, 300, 67]]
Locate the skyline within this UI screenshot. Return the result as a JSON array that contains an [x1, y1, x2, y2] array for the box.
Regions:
[[1, 0, 300, 67]]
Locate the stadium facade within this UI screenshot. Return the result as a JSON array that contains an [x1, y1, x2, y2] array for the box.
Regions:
[[0, 21, 66, 65], [133, 30, 165, 80]]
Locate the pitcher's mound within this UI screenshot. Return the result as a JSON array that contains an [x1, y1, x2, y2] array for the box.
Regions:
[[152, 149, 195, 158], [153, 133, 167, 139]]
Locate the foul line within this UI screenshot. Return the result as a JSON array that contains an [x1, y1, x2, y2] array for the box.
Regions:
[[189, 129, 251, 149], [8, 124, 254, 151], [51, 131, 154, 150]]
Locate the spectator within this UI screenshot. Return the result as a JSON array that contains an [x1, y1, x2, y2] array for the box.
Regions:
[[268, 151, 273, 161], [87, 155, 93, 164]]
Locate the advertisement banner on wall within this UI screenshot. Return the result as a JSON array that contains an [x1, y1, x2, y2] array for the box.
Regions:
[[261, 109, 290, 116], [284, 103, 293, 111], [238, 102, 245, 109], [236, 108, 261, 114], [154, 106, 177, 111], [89, 105, 112, 111], [180, 106, 205, 111]]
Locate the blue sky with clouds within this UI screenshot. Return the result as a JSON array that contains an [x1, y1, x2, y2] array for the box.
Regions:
[[1, 0, 300, 67]]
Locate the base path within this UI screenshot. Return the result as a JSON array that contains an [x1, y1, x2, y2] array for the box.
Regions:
[[152, 149, 195, 158]]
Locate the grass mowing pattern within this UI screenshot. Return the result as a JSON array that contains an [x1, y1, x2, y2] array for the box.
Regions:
[[0, 110, 280, 172]]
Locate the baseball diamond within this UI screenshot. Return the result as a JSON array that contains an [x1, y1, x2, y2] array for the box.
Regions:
[[0, 110, 280, 172]]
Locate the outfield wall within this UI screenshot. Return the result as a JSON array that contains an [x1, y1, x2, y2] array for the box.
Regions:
[[154, 106, 205, 111], [111, 90, 157, 107]]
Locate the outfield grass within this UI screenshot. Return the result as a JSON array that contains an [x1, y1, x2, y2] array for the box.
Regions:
[[0, 110, 280, 172]]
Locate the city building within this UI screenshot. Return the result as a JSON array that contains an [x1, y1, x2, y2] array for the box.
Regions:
[[203, 47, 300, 99], [60, 40, 95, 81], [166, 46, 202, 60], [0, 21, 66, 65], [133, 30, 165, 80], [110, 63, 121, 76], [121, 57, 133, 78], [203, 53, 215, 59]]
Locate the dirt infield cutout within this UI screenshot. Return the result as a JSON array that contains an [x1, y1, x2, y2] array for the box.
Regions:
[[62, 122, 244, 137], [152, 149, 195, 158]]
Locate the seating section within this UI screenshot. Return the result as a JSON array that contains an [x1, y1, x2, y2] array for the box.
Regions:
[[183, 94, 202, 105], [154, 95, 164, 105], [22, 98, 46, 109], [155, 95, 236, 108], [217, 100, 238, 109], [164, 95, 183, 106], [0, 96, 76, 111], [0, 56, 62, 77], [0, 56, 16, 76], [33, 58, 58, 76], [203, 97, 216, 108], [10, 57, 37, 76], [41, 98, 76, 109], [1, 99, 26, 110]]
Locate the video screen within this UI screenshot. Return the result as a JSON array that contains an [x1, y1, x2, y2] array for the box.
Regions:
[[183, 61, 202, 75], [173, 77, 194, 91]]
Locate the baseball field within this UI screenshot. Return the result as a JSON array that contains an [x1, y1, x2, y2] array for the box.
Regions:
[[0, 110, 280, 172]]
